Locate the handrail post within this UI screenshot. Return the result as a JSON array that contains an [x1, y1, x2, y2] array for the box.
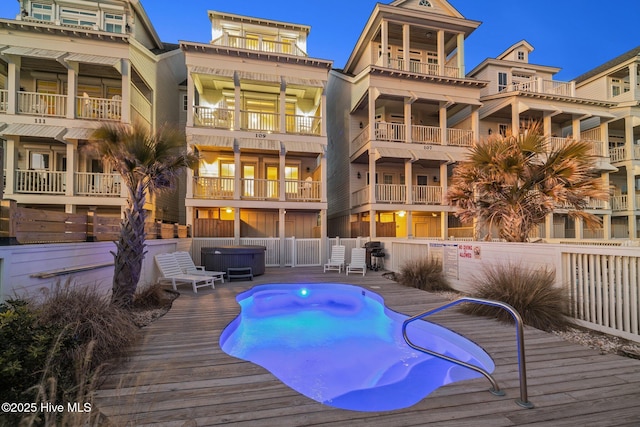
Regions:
[[402, 297, 534, 409]]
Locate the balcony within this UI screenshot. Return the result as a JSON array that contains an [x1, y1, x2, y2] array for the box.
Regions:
[[547, 136, 605, 157], [351, 184, 443, 206], [191, 106, 322, 135], [378, 57, 460, 78], [193, 177, 322, 202], [0, 91, 122, 121], [502, 78, 575, 97], [211, 34, 307, 57], [609, 145, 640, 163], [10, 171, 121, 197], [351, 122, 474, 155], [611, 194, 640, 211]]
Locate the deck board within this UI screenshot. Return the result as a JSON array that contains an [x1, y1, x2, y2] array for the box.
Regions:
[[95, 267, 640, 426]]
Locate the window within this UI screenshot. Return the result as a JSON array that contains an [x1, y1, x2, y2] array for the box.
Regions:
[[182, 94, 188, 111], [104, 13, 124, 33], [499, 124, 508, 137], [498, 72, 508, 92], [30, 152, 50, 170], [517, 51, 525, 61], [383, 174, 393, 185], [419, 0, 432, 6], [31, 3, 52, 21], [60, 8, 97, 27]]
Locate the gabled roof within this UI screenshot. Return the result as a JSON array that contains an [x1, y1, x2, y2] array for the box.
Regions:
[[497, 40, 534, 60], [389, 0, 465, 18], [574, 45, 640, 84]]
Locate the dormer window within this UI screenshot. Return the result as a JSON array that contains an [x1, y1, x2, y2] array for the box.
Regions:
[[30, 3, 52, 21], [419, 0, 432, 7], [104, 13, 124, 33], [517, 51, 525, 61], [60, 8, 98, 28]]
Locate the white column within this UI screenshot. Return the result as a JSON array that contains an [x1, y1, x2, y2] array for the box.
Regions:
[[6, 55, 20, 115], [185, 166, 194, 198], [406, 211, 413, 239], [234, 208, 241, 244], [381, 20, 388, 67], [66, 62, 78, 119], [404, 158, 412, 204], [404, 97, 412, 143], [369, 148, 376, 205], [437, 30, 445, 76], [602, 213, 612, 240], [575, 218, 584, 240], [370, 209, 377, 239], [402, 24, 410, 72], [630, 62, 638, 100], [185, 206, 194, 229], [544, 213, 553, 239], [471, 107, 479, 142], [572, 116, 581, 141], [4, 137, 16, 196], [279, 146, 286, 201], [119, 59, 131, 124], [234, 72, 241, 130], [543, 111, 553, 136], [234, 147, 241, 200], [186, 70, 194, 127], [456, 33, 465, 78], [440, 212, 448, 239], [320, 151, 327, 203], [321, 89, 327, 137], [439, 102, 448, 145], [279, 79, 286, 134], [511, 102, 520, 136], [279, 208, 286, 267], [368, 87, 376, 140], [65, 142, 76, 197], [440, 162, 448, 205]]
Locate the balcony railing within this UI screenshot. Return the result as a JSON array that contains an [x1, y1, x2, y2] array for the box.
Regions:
[[240, 178, 279, 200], [375, 122, 405, 142], [609, 145, 640, 162], [75, 172, 121, 196], [241, 111, 279, 132], [375, 184, 406, 203], [285, 179, 321, 201], [447, 128, 474, 147], [352, 126, 370, 154], [76, 96, 121, 121], [193, 106, 234, 129], [412, 185, 442, 204], [212, 34, 307, 57], [193, 176, 234, 199], [611, 195, 628, 211], [378, 57, 459, 78], [412, 125, 442, 145], [506, 79, 575, 97], [15, 170, 66, 194], [548, 136, 605, 157], [352, 186, 371, 207], [285, 114, 322, 135], [18, 91, 66, 117]]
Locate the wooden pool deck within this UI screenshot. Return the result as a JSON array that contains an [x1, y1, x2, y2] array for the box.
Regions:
[[95, 267, 640, 426]]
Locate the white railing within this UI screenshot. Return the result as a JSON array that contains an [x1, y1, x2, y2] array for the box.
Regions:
[[285, 179, 321, 201], [375, 184, 406, 203], [0, 89, 7, 113], [447, 128, 474, 146], [193, 106, 234, 129], [540, 79, 574, 96], [444, 66, 460, 78], [374, 122, 405, 142], [352, 186, 370, 207], [412, 185, 442, 204], [385, 58, 440, 76], [351, 125, 370, 155], [580, 128, 601, 142], [240, 178, 279, 200], [193, 176, 235, 199], [18, 91, 66, 117], [547, 137, 567, 152], [611, 195, 628, 211], [412, 125, 442, 144], [76, 95, 122, 121], [564, 251, 640, 338], [290, 238, 322, 267], [15, 170, 66, 194], [609, 147, 626, 163], [75, 172, 121, 196], [212, 34, 307, 57], [241, 110, 279, 132], [285, 114, 321, 135]]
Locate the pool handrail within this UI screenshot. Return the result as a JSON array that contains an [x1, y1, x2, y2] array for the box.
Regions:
[[401, 297, 534, 409]]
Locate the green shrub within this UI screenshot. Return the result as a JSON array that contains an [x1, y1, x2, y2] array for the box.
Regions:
[[398, 258, 452, 292], [461, 263, 573, 332]]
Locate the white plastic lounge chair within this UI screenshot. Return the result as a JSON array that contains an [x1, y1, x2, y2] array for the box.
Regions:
[[173, 251, 225, 283], [324, 245, 345, 273], [154, 253, 216, 293], [346, 247, 367, 276]]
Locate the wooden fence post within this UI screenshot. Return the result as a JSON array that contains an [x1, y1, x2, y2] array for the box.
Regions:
[[87, 209, 97, 242], [0, 199, 19, 245]]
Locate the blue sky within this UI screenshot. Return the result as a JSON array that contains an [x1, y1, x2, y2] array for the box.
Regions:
[[2, 0, 639, 81]]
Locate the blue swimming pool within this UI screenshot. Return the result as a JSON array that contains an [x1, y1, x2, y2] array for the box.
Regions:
[[220, 283, 495, 412]]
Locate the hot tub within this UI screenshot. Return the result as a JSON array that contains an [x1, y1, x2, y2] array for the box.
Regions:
[[201, 245, 266, 276]]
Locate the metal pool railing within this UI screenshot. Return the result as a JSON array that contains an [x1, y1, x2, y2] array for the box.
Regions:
[[402, 297, 534, 409]]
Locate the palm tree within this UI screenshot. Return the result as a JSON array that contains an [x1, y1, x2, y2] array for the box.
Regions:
[[447, 124, 609, 242], [90, 123, 199, 308]]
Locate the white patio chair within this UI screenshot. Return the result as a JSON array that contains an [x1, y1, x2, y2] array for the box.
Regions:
[[173, 251, 225, 283], [346, 247, 367, 276], [154, 253, 216, 293], [323, 245, 345, 273]]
